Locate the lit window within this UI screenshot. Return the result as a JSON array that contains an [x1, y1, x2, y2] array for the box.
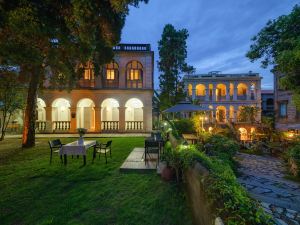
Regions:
[[129, 69, 140, 80], [106, 62, 119, 80], [106, 69, 115, 80], [84, 69, 94, 80]]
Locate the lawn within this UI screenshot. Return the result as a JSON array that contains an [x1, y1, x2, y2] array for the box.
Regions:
[[0, 137, 192, 225]]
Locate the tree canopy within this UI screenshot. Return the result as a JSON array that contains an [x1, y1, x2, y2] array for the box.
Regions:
[[247, 4, 300, 109], [158, 24, 194, 110], [0, 0, 148, 147]]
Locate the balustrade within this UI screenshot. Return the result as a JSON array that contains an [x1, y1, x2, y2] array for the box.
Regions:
[[237, 95, 247, 100], [36, 121, 46, 131], [53, 121, 70, 130], [101, 121, 119, 131], [125, 121, 143, 130]]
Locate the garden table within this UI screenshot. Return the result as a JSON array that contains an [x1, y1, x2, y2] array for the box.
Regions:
[[60, 140, 96, 165]]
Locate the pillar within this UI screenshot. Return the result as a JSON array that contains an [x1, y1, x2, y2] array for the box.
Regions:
[[226, 83, 230, 101], [192, 86, 196, 100], [205, 83, 210, 101], [70, 107, 77, 132], [94, 106, 101, 132], [119, 106, 126, 132], [143, 106, 152, 132], [246, 83, 251, 100], [45, 106, 52, 132], [233, 83, 238, 101], [226, 105, 230, 122], [212, 83, 216, 102]]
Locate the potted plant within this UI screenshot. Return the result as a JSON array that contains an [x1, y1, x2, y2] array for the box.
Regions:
[[77, 128, 87, 145]]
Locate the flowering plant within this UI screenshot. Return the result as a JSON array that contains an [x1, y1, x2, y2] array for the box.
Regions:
[[77, 128, 87, 137]]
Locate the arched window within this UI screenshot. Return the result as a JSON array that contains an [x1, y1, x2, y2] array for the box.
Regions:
[[188, 84, 192, 96], [105, 62, 119, 88], [83, 62, 94, 80], [126, 61, 143, 88]]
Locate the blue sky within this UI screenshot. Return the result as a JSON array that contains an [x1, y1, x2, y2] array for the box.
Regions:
[[121, 0, 299, 90]]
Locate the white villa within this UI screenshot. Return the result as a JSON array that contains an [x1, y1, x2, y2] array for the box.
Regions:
[[32, 44, 154, 133], [183, 71, 262, 140]]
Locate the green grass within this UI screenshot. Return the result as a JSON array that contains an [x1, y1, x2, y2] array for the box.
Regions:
[[0, 137, 192, 225]]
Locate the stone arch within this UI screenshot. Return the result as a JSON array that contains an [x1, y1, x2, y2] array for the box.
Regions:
[[76, 98, 95, 130], [37, 98, 46, 121], [216, 105, 226, 123], [195, 84, 206, 96], [51, 98, 71, 122]]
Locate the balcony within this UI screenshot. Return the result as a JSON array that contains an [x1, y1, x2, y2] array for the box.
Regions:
[[216, 95, 226, 101], [78, 79, 95, 88], [195, 96, 205, 101], [113, 44, 151, 52], [237, 95, 247, 100], [103, 80, 119, 88], [126, 80, 143, 89]]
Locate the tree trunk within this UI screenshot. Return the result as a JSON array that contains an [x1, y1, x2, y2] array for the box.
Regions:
[[22, 68, 40, 148]]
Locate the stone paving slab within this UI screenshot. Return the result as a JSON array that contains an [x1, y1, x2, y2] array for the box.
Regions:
[[237, 153, 300, 225], [120, 147, 159, 173]]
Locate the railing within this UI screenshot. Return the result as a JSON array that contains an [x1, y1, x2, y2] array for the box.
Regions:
[[113, 44, 151, 51], [216, 95, 226, 101], [101, 121, 119, 131], [103, 80, 119, 88], [53, 121, 70, 131], [237, 95, 247, 100], [195, 96, 205, 101], [126, 121, 143, 130], [36, 121, 46, 131], [126, 80, 143, 89], [78, 79, 95, 88]]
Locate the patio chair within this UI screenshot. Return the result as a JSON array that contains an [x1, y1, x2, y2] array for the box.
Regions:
[[93, 140, 112, 164], [144, 139, 160, 167], [48, 139, 64, 164]]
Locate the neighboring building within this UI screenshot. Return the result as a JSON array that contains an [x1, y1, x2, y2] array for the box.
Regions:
[[183, 71, 262, 140], [274, 72, 300, 132], [261, 90, 274, 117], [29, 44, 154, 133]]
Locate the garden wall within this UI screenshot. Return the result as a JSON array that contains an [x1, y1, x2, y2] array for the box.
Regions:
[[185, 162, 222, 225]]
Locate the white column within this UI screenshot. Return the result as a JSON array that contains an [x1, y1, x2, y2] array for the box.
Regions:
[[212, 83, 216, 102], [246, 83, 251, 100], [226, 105, 230, 123], [233, 83, 238, 101], [226, 83, 230, 101], [192, 84, 196, 100], [205, 83, 209, 101]]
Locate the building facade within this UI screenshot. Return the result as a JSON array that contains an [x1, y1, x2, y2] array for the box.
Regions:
[[183, 72, 262, 140], [274, 72, 300, 131], [261, 90, 274, 117], [33, 44, 154, 133]]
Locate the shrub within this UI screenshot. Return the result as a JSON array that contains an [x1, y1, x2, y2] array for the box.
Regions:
[[190, 149, 273, 224], [206, 135, 239, 158], [287, 144, 300, 177], [173, 119, 195, 135]]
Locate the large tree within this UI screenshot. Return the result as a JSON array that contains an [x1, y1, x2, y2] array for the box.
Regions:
[[0, 0, 147, 147], [247, 4, 300, 109], [158, 24, 194, 110], [0, 69, 25, 141]]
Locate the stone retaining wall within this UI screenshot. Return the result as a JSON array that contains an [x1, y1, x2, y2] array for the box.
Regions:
[[184, 162, 221, 225]]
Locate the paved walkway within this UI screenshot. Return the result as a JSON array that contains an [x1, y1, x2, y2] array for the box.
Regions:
[[120, 147, 160, 173], [237, 153, 300, 225]]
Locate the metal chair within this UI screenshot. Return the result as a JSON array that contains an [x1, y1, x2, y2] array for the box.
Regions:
[[93, 140, 112, 164], [48, 139, 64, 164], [144, 139, 160, 167]]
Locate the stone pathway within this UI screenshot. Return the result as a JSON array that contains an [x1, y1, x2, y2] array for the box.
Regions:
[[237, 153, 300, 225]]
